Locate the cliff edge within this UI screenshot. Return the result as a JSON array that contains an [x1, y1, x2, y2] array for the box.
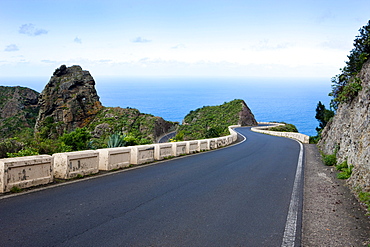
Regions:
[[318, 59, 370, 192]]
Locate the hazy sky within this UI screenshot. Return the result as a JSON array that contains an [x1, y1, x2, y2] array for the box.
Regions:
[[1, 0, 369, 78]]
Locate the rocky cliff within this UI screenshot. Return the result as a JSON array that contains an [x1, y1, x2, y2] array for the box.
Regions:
[[0, 86, 39, 138], [319, 59, 370, 192], [34, 65, 103, 138]]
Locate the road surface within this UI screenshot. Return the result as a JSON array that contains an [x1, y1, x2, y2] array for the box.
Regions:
[[0, 127, 303, 246]]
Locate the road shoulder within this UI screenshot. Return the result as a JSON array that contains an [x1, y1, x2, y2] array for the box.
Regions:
[[302, 144, 370, 246]]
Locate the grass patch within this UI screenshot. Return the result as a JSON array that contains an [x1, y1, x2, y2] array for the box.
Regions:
[[10, 186, 23, 193], [357, 189, 370, 216]]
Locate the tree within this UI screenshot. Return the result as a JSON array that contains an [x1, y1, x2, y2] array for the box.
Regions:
[[315, 101, 334, 132]]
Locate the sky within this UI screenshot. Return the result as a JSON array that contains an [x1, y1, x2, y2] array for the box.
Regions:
[[1, 0, 369, 78]]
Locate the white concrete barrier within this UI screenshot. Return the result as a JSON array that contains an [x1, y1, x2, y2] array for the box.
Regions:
[[131, 145, 155, 164], [0, 155, 53, 193], [154, 143, 174, 160], [0, 125, 242, 193], [53, 150, 99, 179], [252, 122, 309, 144], [199, 140, 209, 151], [186, 141, 199, 154], [174, 142, 187, 156], [98, 147, 131, 171]]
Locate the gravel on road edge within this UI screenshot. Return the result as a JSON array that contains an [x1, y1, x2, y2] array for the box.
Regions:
[[302, 144, 370, 246]]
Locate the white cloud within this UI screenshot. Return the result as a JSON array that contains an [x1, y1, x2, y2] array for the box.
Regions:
[[132, 37, 152, 43], [74, 37, 82, 44], [41, 60, 57, 64], [19, 24, 48, 36], [171, 44, 186, 49], [4, 44, 19, 52], [252, 39, 293, 51]]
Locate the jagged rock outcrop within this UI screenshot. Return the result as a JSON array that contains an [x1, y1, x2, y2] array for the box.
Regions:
[[0, 86, 39, 138], [35, 65, 103, 137], [318, 59, 370, 192]]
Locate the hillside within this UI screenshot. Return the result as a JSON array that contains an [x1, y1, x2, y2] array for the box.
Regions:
[[176, 99, 257, 140], [0, 65, 177, 157], [0, 86, 39, 138]]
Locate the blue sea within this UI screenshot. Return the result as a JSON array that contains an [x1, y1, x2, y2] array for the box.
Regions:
[[0, 76, 332, 136]]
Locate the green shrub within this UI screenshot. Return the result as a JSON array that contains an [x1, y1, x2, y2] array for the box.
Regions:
[[335, 160, 348, 170], [0, 138, 23, 158], [7, 148, 39, 157], [335, 160, 353, 179], [323, 153, 337, 166], [336, 165, 353, 179], [59, 127, 91, 151]]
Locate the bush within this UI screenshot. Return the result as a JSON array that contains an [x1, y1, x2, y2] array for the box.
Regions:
[[323, 153, 337, 166], [59, 127, 91, 151], [0, 138, 23, 158], [335, 160, 353, 179], [7, 148, 39, 157]]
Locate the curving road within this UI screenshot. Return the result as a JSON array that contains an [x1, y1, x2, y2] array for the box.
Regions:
[[0, 127, 303, 246]]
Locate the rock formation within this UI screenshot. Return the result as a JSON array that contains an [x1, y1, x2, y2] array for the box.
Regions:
[[35, 65, 103, 137], [318, 59, 370, 192], [0, 86, 39, 138], [239, 100, 258, 126]]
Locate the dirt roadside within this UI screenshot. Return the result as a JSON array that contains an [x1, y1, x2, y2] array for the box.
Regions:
[[302, 144, 370, 246]]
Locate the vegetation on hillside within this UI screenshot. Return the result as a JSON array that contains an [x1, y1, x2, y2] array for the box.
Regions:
[[0, 104, 178, 158], [175, 99, 244, 141], [329, 20, 370, 110], [269, 123, 298, 133]]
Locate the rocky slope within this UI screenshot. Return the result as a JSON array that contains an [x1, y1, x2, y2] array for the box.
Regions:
[[88, 107, 177, 144], [178, 99, 257, 140], [318, 59, 370, 192], [0, 86, 39, 138]]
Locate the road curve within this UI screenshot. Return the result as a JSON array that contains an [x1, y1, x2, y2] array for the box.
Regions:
[[0, 127, 303, 246]]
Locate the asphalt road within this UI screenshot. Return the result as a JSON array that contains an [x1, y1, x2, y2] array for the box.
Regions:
[[0, 127, 302, 247]]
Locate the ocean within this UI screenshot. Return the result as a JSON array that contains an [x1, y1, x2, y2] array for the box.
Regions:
[[0, 76, 332, 137]]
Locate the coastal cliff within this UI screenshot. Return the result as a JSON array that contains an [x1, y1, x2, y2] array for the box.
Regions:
[[177, 99, 257, 140], [318, 59, 370, 192]]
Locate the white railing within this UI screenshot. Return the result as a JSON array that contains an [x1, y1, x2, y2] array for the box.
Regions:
[[251, 122, 310, 144]]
